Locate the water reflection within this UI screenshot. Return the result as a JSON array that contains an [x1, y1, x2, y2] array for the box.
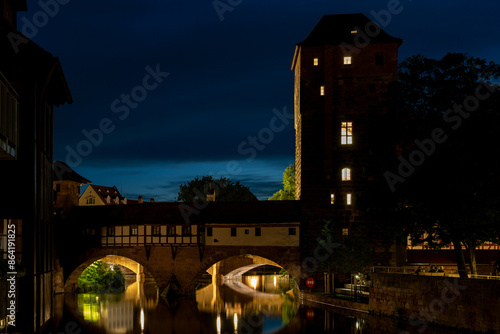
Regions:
[[54, 275, 470, 334], [76, 281, 158, 333]]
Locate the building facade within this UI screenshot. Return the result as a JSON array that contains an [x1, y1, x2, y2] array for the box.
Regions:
[[79, 184, 133, 206], [292, 13, 402, 204], [292, 14, 404, 270], [0, 1, 72, 332]]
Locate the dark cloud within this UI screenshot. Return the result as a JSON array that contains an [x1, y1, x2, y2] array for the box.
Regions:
[[23, 0, 500, 201]]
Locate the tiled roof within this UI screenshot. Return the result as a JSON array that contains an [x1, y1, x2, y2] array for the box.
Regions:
[[53, 161, 90, 184], [89, 185, 125, 204], [297, 13, 403, 47], [0, 18, 72, 106], [69, 201, 301, 226]]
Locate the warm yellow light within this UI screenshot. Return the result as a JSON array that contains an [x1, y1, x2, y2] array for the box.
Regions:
[[341, 122, 353, 145], [140, 309, 145, 332], [344, 56, 352, 65], [351, 30, 358, 34], [233, 313, 238, 330], [217, 314, 221, 334], [342, 168, 351, 181], [320, 85, 325, 96], [274, 275, 277, 287], [250, 276, 258, 289], [330, 194, 335, 204], [347, 194, 352, 205], [313, 58, 319, 66]]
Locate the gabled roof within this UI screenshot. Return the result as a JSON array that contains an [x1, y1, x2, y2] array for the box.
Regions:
[[53, 161, 91, 184], [0, 18, 72, 106], [297, 13, 403, 47], [87, 185, 125, 204]]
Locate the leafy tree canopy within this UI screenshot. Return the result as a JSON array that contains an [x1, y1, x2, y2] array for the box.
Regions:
[[387, 53, 500, 276], [269, 162, 295, 200], [177, 175, 257, 202], [78, 261, 126, 293]]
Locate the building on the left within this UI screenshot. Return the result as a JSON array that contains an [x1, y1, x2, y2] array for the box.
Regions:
[[0, 1, 72, 332]]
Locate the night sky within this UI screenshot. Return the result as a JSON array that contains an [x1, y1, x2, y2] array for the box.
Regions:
[[23, 0, 500, 201]]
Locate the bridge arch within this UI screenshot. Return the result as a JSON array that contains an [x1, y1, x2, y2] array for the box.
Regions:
[[63, 248, 160, 292], [189, 248, 301, 293]]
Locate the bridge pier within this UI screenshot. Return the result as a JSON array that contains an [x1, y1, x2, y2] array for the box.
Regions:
[[137, 264, 146, 283], [63, 246, 302, 296]]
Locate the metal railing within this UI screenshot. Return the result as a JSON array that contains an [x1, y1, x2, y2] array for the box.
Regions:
[[371, 266, 500, 280]]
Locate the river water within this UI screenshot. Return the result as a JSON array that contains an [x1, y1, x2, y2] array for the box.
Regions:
[[49, 275, 467, 333]]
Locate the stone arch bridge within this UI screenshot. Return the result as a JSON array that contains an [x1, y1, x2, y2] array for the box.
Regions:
[[56, 201, 304, 295]]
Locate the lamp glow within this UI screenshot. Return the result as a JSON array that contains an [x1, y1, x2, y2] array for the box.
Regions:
[[140, 309, 145, 331], [250, 276, 258, 289]]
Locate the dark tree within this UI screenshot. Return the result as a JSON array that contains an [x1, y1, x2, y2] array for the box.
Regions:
[[177, 175, 257, 202], [389, 53, 500, 277]]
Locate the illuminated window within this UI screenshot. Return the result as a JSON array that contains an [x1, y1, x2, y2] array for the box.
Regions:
[[313, 58, 319, 66], [152, 225, 161, 236], [330, 194, 335, 204], [344, 56, 352, 65], [342, 168, 351, 181], [346, 194, 352, 205], [320, 85, 325, 96], [341, 122, 353, 145], [342, 228, 349, 236], [130, 226, 138, 236], [350, 30, 357, 34]]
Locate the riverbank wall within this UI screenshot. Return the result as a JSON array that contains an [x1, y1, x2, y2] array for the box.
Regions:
[[369, 273, 500, 333]]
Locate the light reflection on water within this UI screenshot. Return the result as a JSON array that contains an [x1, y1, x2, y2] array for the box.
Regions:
[[52, 275, 469, 333]]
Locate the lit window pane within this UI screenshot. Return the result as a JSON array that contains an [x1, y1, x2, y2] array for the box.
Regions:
[[341, 122, 353, 145], [342, 168, 351, 181], [344, 57, 352, 65], [313, 58, 319, 66], [347, 194, 352, 205], [320, 85, 325, 96], [330, 194, 335, 204]]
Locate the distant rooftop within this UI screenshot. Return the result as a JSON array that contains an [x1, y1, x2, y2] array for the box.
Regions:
[[53, 161, 90, 184], [297, 13, 403, 46]]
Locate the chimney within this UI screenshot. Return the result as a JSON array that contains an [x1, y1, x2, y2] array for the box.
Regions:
[[138, 196, 143, 204], [150, 198, 155, 203]]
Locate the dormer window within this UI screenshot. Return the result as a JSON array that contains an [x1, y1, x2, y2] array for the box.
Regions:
[[86, 197, 95, 205]]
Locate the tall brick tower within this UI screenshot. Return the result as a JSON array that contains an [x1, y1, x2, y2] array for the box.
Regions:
[[292, 14, 402, 206]]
